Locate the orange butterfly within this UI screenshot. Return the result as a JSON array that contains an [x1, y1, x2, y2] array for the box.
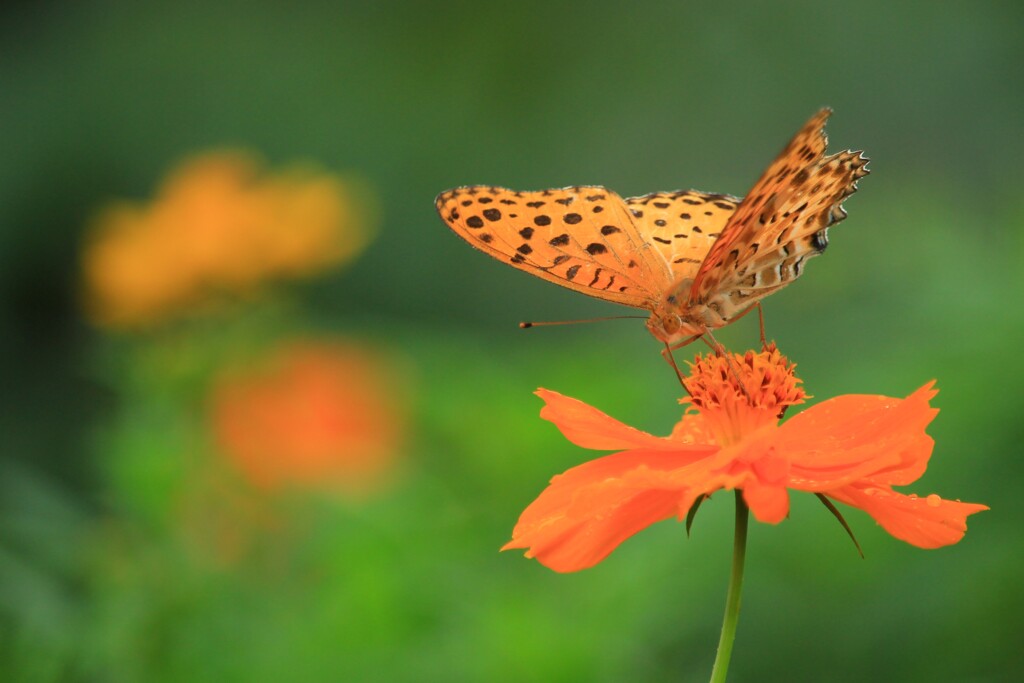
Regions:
[[436, 109, 868, 349]]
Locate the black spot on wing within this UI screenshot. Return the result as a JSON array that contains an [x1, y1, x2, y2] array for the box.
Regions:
[[811, 230, 829, 253]]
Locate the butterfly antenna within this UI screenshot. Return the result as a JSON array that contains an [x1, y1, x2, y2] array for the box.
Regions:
[[519, 315, 646, 329]]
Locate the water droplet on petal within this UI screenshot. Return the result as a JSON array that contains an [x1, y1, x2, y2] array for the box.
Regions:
[[927, 493, 941, 507]]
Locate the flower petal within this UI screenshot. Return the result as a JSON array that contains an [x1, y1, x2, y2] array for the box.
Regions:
[[743, 480, 790, 523], [776, 383, 938, 490], [827, 484, 989, 549], [502, 445, 717, 572], [742, 451, 791, 523], [537, 389, 711, 451], [503, 484, 678, 573]]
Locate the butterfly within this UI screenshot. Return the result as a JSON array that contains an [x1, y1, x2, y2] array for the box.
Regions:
[[436, 109, 868, 349]]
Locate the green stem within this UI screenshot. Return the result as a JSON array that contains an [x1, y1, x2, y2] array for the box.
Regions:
[[709, 491, 749, 683]]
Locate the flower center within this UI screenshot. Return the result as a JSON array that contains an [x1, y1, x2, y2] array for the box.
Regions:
[[681, 343, 806, 446]]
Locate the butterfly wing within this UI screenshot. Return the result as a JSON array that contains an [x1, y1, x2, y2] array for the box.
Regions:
[[689, 109, 868, 321], [624, 190, 739, 282], [436, 185, 672, 309]]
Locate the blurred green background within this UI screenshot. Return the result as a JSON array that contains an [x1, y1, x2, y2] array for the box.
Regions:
[[1, 2, 1020, 681]]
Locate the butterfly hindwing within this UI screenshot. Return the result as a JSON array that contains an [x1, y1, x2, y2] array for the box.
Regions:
[[625, 190, 739, 283], [436, 185, 671, 308]]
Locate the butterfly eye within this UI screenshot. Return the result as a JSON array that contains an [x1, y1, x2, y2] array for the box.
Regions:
[[664, 316, 681, 335]]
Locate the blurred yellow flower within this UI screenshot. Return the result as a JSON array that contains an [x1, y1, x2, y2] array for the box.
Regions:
[[82, 151, 376, 329], [209, 341, 406, 494]]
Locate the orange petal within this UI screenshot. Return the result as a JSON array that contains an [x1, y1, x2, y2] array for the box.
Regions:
[[827, 484, 988, 549], [502, 446, 718, 572], [776, 383, 938, 490], [503, 484, 680, 573], [742, 451, 791, 523], [536, 389, 711, 451], [668, 411, 717, 444], [742, 480, 790, 524]]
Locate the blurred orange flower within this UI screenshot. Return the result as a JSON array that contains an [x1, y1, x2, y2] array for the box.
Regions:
[[210, 341, 405, 494], [503, 345, 988, 572], [82, 151, 376, 329]]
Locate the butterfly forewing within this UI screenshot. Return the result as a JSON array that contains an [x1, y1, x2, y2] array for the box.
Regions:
[[690, 109, 868, 321], [436, 185, 671, 309]]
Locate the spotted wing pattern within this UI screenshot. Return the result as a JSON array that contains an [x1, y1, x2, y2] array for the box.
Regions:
[[436, 185, 671, 308], [691, 108, 869, 321], [624, 190, 739, 282], [437, 110, 867, 335]]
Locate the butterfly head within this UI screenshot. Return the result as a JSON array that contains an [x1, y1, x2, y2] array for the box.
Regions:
[[646, 311, 698, 345], [647, 279, 729, 345]]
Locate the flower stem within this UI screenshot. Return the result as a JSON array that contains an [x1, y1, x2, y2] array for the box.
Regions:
[[709, 491, 749, 683]]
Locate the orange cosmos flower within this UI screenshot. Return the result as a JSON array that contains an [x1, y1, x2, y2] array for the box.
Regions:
[[210, 341, 405, 494], [503, 345, 987, 572], [82, 151, 376, 329]]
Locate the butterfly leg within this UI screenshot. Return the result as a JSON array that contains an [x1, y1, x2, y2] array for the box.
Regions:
[[666, 334, 705, 353], [700, 329, 727, 357], [756, 303, 767, 350], [724, 303, 769, 350]]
